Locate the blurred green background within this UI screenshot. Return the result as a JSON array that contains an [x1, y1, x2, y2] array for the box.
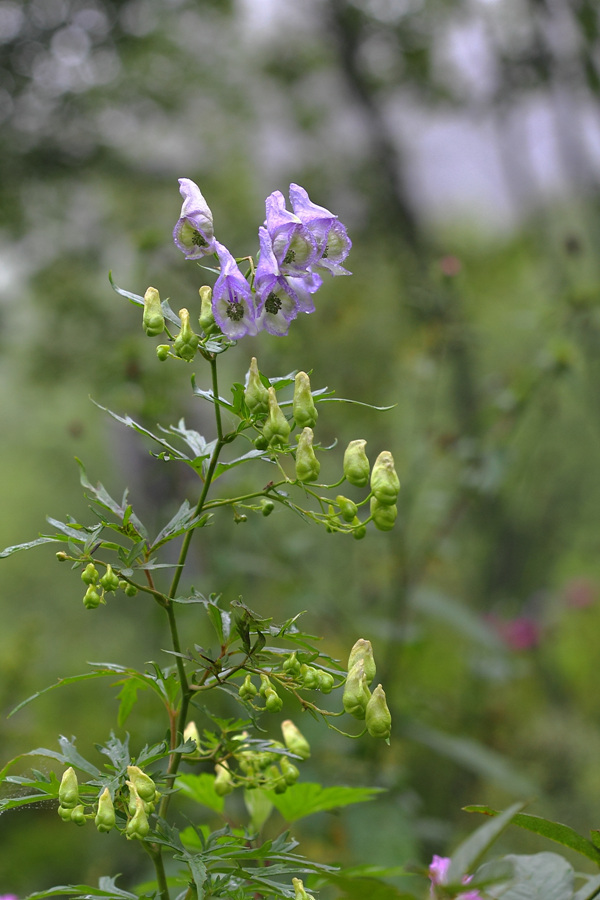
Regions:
[[3, 0, 600, 893]]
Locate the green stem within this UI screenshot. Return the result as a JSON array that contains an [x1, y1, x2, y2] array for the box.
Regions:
[[145, 842, 170, 900]]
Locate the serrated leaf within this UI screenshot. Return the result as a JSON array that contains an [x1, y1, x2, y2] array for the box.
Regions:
[[26, 876, 138, 900], [175, 774, 224, 813], [212, 448, 267, 479], [92, 404, 189, 461], [76, 460, 147, 539], [151, 501, 208, 550], [465, 806, 600, 865], [268, 783, 385, 823], [116, 680, 145, 727], [446, 802, 525, 884]]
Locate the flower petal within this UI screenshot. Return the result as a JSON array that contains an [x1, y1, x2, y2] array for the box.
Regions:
[[173, 178, 216, 259], [212, 242, 257, 339]]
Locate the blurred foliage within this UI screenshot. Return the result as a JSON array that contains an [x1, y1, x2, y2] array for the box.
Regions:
[[3, 0, 600, 895]]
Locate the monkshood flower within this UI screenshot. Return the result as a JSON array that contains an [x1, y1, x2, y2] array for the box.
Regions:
[[286, 271, 323, 314], [255, 226, 301, 336], [289, 183, 352, 276], [265, 190, 318, 277], [173, 178, 216, 259], [428, 856, 481, 900], [212, 241, 258, 339]]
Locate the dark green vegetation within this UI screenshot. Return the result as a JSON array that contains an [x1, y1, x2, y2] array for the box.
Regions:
[[2, 0, 600, 894]]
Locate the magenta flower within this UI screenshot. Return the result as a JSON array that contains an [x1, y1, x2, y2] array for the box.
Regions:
[[428, 856, 481, 900], [264, 191, 318, 277], [289, 183, 352, 276], [254, 226, 301, 335], [173, 178, 216, 259], [212, 242, 258, 339]]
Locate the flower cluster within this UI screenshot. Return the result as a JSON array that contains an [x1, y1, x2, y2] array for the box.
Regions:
[[172, 178, 352, 338], [428, 856, 481, 900]]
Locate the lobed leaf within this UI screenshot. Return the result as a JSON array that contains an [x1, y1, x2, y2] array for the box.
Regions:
[[268, 782, 385, 823]]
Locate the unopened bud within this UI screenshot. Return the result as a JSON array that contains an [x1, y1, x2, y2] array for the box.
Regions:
[[370, 451, 400, 505], [317, 670, 335, 693], [262, 387, 290, 446], [261, 498, 275, 516], [174, 308, 200, 361], [282, 652, 302, 678], [183, 720, 201, 750], [299, 664, 319, 689], [59, 767, 79, 809], [95, 787, 116, 833], [265, 687, 283, 712], [281, 720, 311, 760], [292, 877, 316, 900], [351, 516, 367, 540], [365, 684, 392, 740], [293, 371, 318, 429], [156, 344, 170, 361], [343, 439, 370, 488], [336, 495, 358, 522], [126, 794, 150, 840], [295, 427, 320, 483], [244, 357, 270, 416], [127, 766, 157, 804], [268, 763, 288, 794], [280, 755, 300, 785], [370, 496, 397, 532], [70, 804, 86, 826], [342, 660, 371, 720], [142, 286, 165, 337], [239, 674, 258, 700], [83, 585, 101, 609], [198, 285, 217, 334], [81, 563, 98, 585], [100, 564, 120, 593], [348, 639, 376, 685], [214, 763, 234, 796]]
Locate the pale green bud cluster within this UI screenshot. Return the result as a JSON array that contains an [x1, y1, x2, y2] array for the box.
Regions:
[[327, 442, 400, 537], [173, 308, 200, 362], [342, 639, 392, 741], [56, 762, 160, 838], [214, 725, 306, 795], [80, 561, 131, 609]]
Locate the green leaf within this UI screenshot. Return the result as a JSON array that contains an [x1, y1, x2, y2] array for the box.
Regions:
[[446, 801, 525, 884], [0, 536, 65, 557], [116, 679, 145, 727], [484, 852, 574, 900], [244, 787, 274, 832], [464, 805, 600, 865], [268, 782, 385, 823], [212, 448, 266, 479], [151, 500, 208, 550], [76, 459, 147, 539], [176, 773, 224, 813], [26, 875, 138, 900], [92, 404, 190, 462]]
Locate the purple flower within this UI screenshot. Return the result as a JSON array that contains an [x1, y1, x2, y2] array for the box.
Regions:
[[212, 242, 258, 339], [286, 271, 323, 314], [428, 856, 481, 900], [289, 183, 352, 276], [255, 226, 300, 335], [173, 178, 216, 259], [264, 191, 318, 277]]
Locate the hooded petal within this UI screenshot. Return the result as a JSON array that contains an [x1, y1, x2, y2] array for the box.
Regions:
[[289, 183, 352, 275], [173, 178, 216, 259], [212, 242, 257, 339], [265, 191, 318, 276], [255, 227, 299, 335], [286, 271, 322, 314]]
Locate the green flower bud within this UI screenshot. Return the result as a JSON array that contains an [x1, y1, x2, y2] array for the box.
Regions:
[[58, 804, 73, 821], [317, 670, 335, 693], [198, 285, 217, 334], [365, 684, 392, 740], [262, 387, 290, 446], [282, 651, 302, 678], [292, 877, 316, 900], [56, 550, 68, 561], [281, 720, 311, 760], [127, 766, 157, 804], [156, 344, 170, 361], [254, 434, 269, 451], [245, 357, 270, 416], [83, 586, 101, 609], [239, 674, 258, 700], [100, 564, 120, 593], [259, 674, 272, 696], [70, 804, 86, 826], [280, 755, 300, 785], [348, 639, 376, 685], [126, 794, 150, 840], [295, 427, 320, 483], [120, 580, 138, 596], [293, 371, 318, 429], [81, 563, 99, 585], [183, 720, 201, 752], [95, 787, 116, 833], [370, 496, 397, 532], [336, 495, 358, 522], [59, 767, 80, 809], [173, 308, 200, 361], [351, 516, 367, 540], [265, 688, 283, 712], [343, 439, 370, 487], [299, 664, 319, 689], [142, 286, 165, 337], [370, 451, 400, 505], [261, 498, 275, 517], [268, 763, 287, 794], [342, 661, 371, 720], [214, 763, 234, 796]]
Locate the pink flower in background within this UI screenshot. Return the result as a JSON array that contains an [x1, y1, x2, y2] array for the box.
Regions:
[[486, 613, 541, 651], [563, 577, 597, 609], [428, 855, 481, 899]]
